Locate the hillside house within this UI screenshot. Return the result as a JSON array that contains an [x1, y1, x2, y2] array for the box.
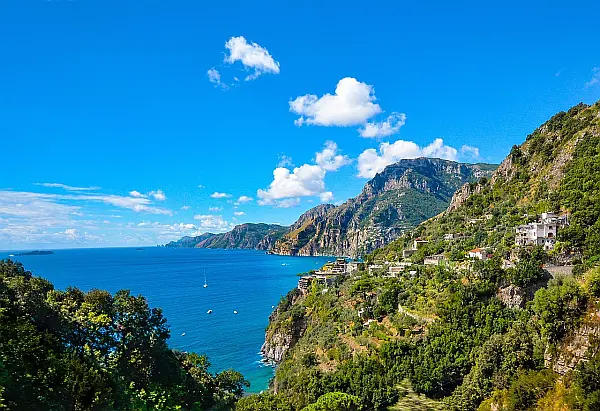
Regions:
[[413, 238, 429, 249], [468, 248, 491, 260], [298, 276, 314, 293], [424, 254, 446, 265], [346, 261, 360, 274], [444, 233, 463, 241], [515, 212, 568, 250], [298, 273, 337, 294]]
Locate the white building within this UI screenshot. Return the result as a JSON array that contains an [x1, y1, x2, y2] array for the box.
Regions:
[[515, 212, 568, 250], [468, 248, 490, 260]]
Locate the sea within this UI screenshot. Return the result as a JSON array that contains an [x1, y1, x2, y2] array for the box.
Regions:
[[0, 247, 331, 393]]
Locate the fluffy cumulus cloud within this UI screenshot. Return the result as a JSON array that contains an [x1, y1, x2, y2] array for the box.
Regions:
[[357, 138, 469, 178], [193, 214, 232, 232], [290, 77, 382, 127], [258, 141, 351, 207], [210, 192, 232, 199], [209, 206, 222, 212], [258, 164, 326, 204], [233, 211, 245, 216], [359, 112, 407, 138], [586, 67, 600, 88], [224, 36, 280, 81], [181, 205, 191, 210], [315, 141, 351, 171]]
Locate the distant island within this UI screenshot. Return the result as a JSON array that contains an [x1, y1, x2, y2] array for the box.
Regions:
[[14, 250, 55, 256]]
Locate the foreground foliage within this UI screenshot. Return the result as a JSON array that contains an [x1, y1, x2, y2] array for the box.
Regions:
[[0, 259, 248, 410]]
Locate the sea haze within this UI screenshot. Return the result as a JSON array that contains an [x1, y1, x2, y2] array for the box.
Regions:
[[0, 247, 331, 393]]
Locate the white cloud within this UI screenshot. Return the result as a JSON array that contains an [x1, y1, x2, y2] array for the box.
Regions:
[[35, 182, 101, 191], [236, 196, 253, 204], [290, 77, 382, 127], [233, 211, 245, 216], [258, 141, 349, 207], [224, 36, 280, 81], [193, 214, 231, 232], [276, 198, 301, 208], [207, 67, 226, 88], [210, 192, 232, 199], [149, 190, 166, 201], [586, 67, 600, 88], [359, 112, 407, 138], [314, 141, 351, 171], [181, 205, 191, 210], [357, 138, 462, 178], [258, 164, 326, 202], [460, 145, 480, 160], [209, 206, 223, 212], [197, 184, 205, 188], [319, 191, 334, 202], [129, 190, 147, 198]]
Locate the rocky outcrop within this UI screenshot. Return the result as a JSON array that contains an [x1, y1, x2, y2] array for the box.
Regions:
[[496, 285, 525, 309], [545, 306, 600, 375], [261, 289, 306, 364], [272, 158, 496, 257]]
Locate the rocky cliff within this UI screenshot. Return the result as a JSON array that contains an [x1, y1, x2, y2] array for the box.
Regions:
[[260, 289, 305, 364], [271, 158, 496, 258]]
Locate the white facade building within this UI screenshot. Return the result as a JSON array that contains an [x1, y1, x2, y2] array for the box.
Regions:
[[515, 212, 568, 250]]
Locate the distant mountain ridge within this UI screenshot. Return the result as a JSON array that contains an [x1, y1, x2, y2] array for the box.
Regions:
[[165, 223, 287, 250], [166, 158, 496, 256], [270, 158, 496, 257]]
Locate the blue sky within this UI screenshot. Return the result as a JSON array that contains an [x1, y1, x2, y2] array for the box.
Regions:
[[1, 0, 599, 249]]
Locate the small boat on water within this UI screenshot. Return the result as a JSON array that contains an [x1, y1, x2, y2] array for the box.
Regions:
[[203, 272, 208, 288], [233, 310, 238, 314], [8, 254, 14, 257], [181, 332, 186, 336], [207, 309, 213, 314]]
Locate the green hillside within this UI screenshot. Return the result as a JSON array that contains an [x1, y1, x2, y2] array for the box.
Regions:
[[238, 101, 600, 411]]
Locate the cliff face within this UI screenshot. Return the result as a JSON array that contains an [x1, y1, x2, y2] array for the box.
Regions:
[[271, 158, 496, 258], [260, 289, 305, 364], [164, 223, 287, 250]]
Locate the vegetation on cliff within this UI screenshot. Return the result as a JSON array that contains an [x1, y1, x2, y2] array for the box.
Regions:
[[240, 102, 600, 411], [0, 259, 248, 410]]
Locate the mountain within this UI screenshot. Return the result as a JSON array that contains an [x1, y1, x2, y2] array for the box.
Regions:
[[270, 158, 497, 258], [165, 223, 287, 250], [164, 233, 216, 248], [239, 101, 600, 411]]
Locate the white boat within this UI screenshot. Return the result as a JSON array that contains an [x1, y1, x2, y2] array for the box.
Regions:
[[207, 309, 213, 314], [181, 332, 186, 336], [8, 254, 14, 257], [203, 272, 208, 288], [233, 310, 238, 314]]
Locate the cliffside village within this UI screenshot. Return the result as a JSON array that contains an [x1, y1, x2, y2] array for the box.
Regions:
[[298, 212, 570, 294]]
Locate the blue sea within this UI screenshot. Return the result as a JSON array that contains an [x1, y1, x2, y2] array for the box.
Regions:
[[0, 247, 331, 393]]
